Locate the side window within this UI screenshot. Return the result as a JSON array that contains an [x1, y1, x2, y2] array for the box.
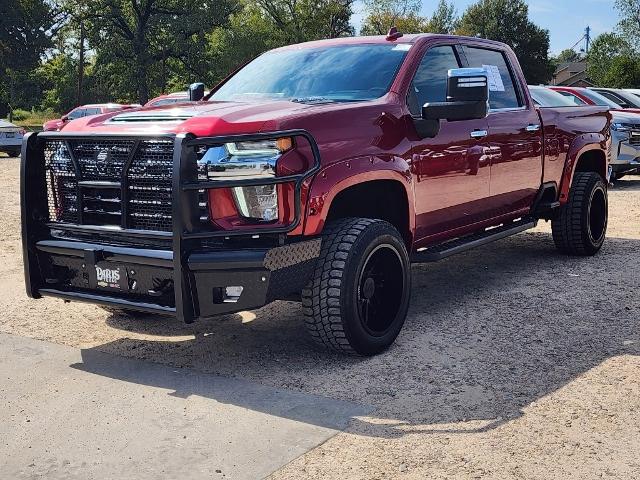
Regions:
[[67, 109, 86, 120], [464, 47, 521, 110], [85, 108, 101, 116], [597, 91, 627, 107], [557, 91, 586, 105], [408, 45, 460, 116]]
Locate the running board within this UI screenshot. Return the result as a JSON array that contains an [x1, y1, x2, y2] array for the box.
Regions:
[[411, 218, 537, 263]]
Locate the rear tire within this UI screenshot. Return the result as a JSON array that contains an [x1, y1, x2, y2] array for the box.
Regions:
[[302, 218, 411, 355], [552, 172, 608, 256]]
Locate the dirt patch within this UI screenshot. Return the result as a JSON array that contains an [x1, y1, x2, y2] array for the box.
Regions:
[[2, 156, 639, 479]]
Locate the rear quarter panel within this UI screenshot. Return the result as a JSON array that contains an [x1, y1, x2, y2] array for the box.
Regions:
[[537, 105, 610, 202]]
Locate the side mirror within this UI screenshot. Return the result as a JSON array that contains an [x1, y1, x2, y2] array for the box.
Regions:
[[422, 68, 489, 122], [188, 82, 205, 101], [61, 115, 69, 122]]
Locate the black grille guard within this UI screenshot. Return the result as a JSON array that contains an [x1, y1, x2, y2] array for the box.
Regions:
[[21, 130, 322, 323]]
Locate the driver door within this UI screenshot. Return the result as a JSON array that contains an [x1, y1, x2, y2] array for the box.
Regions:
[[408, 45, 492, 244]]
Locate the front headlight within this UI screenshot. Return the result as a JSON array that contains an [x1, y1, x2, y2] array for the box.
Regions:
[[232, 184, 278, 221], [226, 137, 293, 156], [198, 137, 292, 221]]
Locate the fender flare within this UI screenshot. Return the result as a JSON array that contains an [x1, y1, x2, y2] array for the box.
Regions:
[[303, 155, 415, 238], [558, 133, 608, 203]]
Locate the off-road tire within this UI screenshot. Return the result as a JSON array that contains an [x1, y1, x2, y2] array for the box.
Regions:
[[302, 218, 411, 356], [552, 171, 608, 256]]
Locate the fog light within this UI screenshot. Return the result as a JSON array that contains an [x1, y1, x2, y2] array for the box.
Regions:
[[232, 184, 278, 221]]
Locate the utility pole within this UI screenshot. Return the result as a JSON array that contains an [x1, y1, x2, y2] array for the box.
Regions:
[[585, 26, 591, 54], [77, 20, 85, 106]]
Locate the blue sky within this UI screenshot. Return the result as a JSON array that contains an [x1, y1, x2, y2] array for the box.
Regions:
[[350, 0, 619, 55]]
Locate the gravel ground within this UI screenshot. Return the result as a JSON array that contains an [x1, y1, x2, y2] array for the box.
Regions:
[[1, 154, 639, 479]]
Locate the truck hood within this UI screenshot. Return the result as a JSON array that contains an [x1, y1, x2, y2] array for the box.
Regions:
[[61, 100, 326, 136], [610, 110, 640, 124]]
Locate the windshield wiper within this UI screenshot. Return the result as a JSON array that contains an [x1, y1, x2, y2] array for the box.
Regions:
[[291, 97, 368, 104], [291, 97, 337, 104]]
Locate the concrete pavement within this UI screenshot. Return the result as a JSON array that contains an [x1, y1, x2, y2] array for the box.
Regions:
[[0, 333, 370, 479]]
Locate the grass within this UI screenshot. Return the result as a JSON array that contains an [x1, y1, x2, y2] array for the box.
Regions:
[[4, 109, 58, 131]]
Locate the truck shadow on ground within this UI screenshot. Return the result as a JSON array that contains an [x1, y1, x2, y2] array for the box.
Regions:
[[612, 177, 640, 191], [73, 231, 640, 439]]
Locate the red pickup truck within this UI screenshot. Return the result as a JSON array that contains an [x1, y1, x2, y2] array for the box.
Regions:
[[21, 33, 611, 355], [42, 103, 139, 132]]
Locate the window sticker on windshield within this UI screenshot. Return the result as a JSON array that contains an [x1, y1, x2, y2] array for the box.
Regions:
[[482, 65, 505, 92], [392, 44, 412, 51]]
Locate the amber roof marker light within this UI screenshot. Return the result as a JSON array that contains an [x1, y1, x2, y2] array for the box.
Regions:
[[386, 27, 403, 41]]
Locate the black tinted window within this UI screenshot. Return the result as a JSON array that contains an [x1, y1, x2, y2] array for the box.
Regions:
[[464, 47, 520, 110], [408, 45, 460, 116], [596, 91, 627, 107]]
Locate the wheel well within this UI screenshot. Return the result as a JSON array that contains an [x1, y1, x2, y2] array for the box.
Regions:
[[574, 149, 607, 180], [325, 180, 411, 245]]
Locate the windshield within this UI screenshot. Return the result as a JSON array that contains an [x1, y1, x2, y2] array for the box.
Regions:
[[67, 108, 86, 120], [209, 44, 409, 103], [529, 87, 577, 107], [578, 89, 621, 109]]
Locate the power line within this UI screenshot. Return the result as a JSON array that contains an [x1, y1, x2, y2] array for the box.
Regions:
[[564, 26, 591, 54]]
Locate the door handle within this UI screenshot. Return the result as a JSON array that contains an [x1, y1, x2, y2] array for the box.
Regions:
[[526, 124, 541, 132], [470, 129, 488, 139]]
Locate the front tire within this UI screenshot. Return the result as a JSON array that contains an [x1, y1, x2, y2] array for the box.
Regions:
[[302, 218, 411, 355], [552, 172, 608, 256]]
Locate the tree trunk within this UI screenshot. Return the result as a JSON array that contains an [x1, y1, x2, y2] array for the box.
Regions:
[[135, 50, 150, 105]]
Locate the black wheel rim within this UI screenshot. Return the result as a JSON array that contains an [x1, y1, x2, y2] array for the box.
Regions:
[[357, 244, 405, 336], [588, 186, 607, 244]]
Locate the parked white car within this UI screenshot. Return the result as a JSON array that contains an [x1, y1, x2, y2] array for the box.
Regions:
[[0, 120, 25, 157]]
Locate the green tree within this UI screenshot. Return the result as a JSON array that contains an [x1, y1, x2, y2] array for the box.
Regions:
[[587, 33, 640, 88], [0, 0, 60, 116], [360, 0, 426, 35], [76, 0, 236, 104], [256, 0, 354, 42], [555, 48, 580, 64], [425, 0, 458, 34], [616, 0, 640, 48], [456, 0, 554, 84]]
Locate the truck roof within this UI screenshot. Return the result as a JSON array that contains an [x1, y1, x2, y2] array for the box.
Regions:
[[271, 33, 510, 52]]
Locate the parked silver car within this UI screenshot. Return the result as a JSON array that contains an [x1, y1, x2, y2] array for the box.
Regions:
[[589, 87, 640, 110], [609, 112, 640, 179], [531, 86, 640, 179], [0, 120, 24, 157]]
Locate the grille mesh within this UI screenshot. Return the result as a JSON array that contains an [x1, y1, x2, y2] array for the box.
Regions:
[[128, 141, 174, 231], [70, 140, 134, 180], [45, 140, 78, 223], [44, 138, 177, 232]]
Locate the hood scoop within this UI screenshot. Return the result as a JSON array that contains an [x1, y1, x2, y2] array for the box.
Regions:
[[108, 109, 195, 123]]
